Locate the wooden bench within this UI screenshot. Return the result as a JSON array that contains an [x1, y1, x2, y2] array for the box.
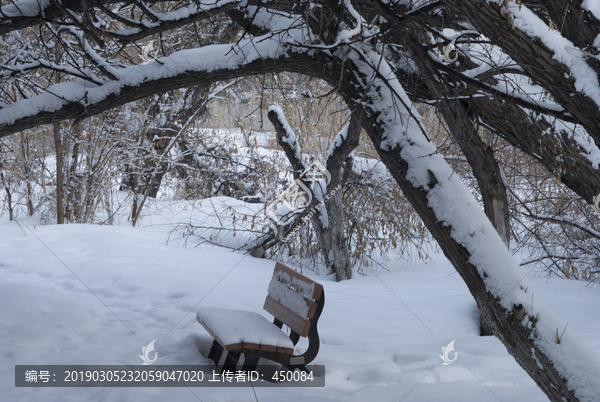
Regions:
[[196, 262, 324, 372]]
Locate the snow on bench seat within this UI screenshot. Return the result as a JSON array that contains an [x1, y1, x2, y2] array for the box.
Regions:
[[197, 307, 295, 353]]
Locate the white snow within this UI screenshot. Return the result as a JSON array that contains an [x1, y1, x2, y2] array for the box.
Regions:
[[196, 307, 294, 348], [267, 270, 314, 319], [583, 0, 600, 20], [1, 215, 600, 401]]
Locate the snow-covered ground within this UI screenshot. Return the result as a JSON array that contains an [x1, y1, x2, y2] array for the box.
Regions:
[[2, 214, 600, 402]]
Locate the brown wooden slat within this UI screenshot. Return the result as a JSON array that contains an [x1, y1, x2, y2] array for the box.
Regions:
[[240, 342, 293, 354], [306, 298, 318, 319], [312, 282, 323, 302], [199, 316, 295, 353], [225, 343, 242, 352], [263, 295, 311, 337], [276, 346, 294, 354], [259, 344, 278, 353], [273, 262, 323, 301], [241, 342, 260, 351]]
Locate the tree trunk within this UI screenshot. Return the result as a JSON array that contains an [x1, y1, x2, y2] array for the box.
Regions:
[[19, 134, 34, 217], [53, 123, 65, 224], [0, 156, 13, 221], [323, 113, 362, 281], [65, 121, 82, 222], [331, 44, 596, 402], [393, 24, 512, 249], [268, 109, 360, 281]]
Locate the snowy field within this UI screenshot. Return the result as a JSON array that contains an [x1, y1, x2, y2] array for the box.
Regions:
[[2, 214, 600, 402]]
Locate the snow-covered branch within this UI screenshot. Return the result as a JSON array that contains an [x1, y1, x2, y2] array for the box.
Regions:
[[0, 36, 312, 138]]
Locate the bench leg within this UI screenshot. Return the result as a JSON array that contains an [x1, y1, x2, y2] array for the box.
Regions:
[[242, 354, 260, 372], [208, 339, 223, 366], [289, 330, 300, 346], [222, 351, 241, 372]]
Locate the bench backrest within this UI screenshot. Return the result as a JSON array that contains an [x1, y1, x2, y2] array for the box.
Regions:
[[263, 263, 324, 337]]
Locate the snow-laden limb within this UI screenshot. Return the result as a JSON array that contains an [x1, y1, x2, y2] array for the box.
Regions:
[[546, 117, 600, 170], [0, 0, 92, 35], [326, 123, 350, 160], [104, 0, 241, 42], [341, 42, 600, 401], [434, 58, 577, 123], [443, 0, 600, 144], [378, 10, 600, 207], [499, 1, 600, 111], [0, 32, 306, 138], [0, 0, 237, 36], [268, 105, 305, 170], [0, 0, 51, 18]]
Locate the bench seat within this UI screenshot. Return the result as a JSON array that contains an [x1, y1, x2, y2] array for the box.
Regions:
[[197, 307, 295, 354]]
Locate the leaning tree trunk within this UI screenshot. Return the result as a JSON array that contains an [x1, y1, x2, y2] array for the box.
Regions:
[[324, 41, 599, 402], [436, 102, 507, 337], [405, 34, 509, 336], [432, 100, 510, 249]]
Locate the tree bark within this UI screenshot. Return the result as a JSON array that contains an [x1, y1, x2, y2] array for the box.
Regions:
[[323, 113, 362, 281], [0, 156, 13, 221], [0, 55, 311, 140], [19, 134, 34, 217], [1, 2, 599, 399], [405, 35, 511, 247], [441, 0, 600, 145], [53, 123, 65, 224]]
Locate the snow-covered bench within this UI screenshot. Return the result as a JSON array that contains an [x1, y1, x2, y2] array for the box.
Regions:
[[197, 262, 325, 372]]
